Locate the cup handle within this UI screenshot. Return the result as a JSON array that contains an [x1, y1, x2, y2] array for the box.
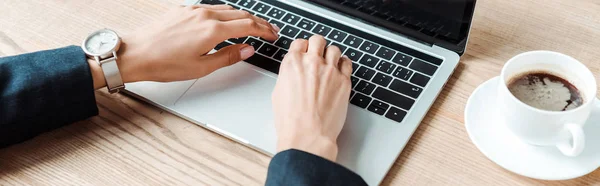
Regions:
[[556, 123, 585, 157]]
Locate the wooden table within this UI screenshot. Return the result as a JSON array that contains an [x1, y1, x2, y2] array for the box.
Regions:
[[1, 0, 599, 185]]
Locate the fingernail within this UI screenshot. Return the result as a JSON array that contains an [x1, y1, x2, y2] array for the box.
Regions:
[[240, 46, 255, 60], [343, 55, 350, 60], [271, 23, 281, 32]]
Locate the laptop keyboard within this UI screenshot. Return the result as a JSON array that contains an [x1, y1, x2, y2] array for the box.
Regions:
[[200, 0, 443, 123]]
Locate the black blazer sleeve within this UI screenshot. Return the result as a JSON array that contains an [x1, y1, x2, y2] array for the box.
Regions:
[[266, 149, 367, 186], [0, 46, 98, 148]]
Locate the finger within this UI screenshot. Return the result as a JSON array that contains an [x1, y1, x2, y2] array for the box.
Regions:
[[187, 4, 234, 10], [215, 10, 267, 24], [215, 10, 280, 33], [307, 35, 327, 56], [338, 55, 353, 77], [198, 44, 255, 72], [324, 45, 342, 67], [289, 39, 308, 53], [215, 10, 252, 21], [222, 19, 279, 41]]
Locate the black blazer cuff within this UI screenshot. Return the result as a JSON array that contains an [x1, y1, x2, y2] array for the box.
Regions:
[[266, 149, 367, 186]]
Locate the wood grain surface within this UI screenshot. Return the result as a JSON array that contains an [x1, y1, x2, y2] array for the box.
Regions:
[[0, 0, 599, 185]]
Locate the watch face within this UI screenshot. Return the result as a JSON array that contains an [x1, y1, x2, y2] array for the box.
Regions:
[[84, 29, 119, 56]]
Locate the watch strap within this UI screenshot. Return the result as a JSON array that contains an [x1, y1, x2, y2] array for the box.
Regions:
[[98, 56, 125, 93]]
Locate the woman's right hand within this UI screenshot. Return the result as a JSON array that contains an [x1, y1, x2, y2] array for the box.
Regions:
[[272, 35, 353, 162], [107, 4, 279, 86]]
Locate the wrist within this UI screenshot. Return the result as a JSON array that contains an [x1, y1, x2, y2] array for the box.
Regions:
[[116, 35, 147, 84], [88, 58, 107, 89]]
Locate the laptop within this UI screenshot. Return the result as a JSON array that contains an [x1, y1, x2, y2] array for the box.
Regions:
[[125, 0, 476, 184]]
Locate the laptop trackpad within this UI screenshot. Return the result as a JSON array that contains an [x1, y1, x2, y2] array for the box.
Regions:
[[172, 62, 278, 153]]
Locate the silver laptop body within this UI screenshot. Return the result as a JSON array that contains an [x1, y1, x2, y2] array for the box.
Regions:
[[125, 0, 475, 184]]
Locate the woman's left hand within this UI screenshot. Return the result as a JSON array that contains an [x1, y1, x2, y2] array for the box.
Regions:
[[115, 4, 280, 83]]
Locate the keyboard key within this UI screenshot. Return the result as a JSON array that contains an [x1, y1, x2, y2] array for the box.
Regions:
[[350, 93, 372, 108], [229, 37, 247, 44], [372, 87, 415, 110], [389, 79, 422, 99], [351, 63, 358, 74], [327, 30, 348, 42], [230, 4, 241, 9], [229, 0, 240, 3], [376, 47, 395, 60], [269, 20, 285, 31], [214, 41, 231, 50], [258, 43, 278, 57], [372, 73, 392, 87], [355, 66, 375, 80], [273, 49, 287, 61], [372, 11, 390, 20], [202, 0, 225, 5], [405, 22, 421, 31], [358, 54, 379, 68], [282, 14, 301, 25], [245, 53, 280, 74], [312, 24, 332, 37], [359, 41, 379, 54], [281, 25, 300, 38], [341, 1, 360, 9], [256, 14, 270, 21], [330, 43, 347, 53], [344, 48, 363, 62], [244, 37, 264, 49], [390, 17, 407, 25], [392, 67, 413, 80], [239, 0, 256, 8], [350, 90, 355, 100], [385, 107, 407, 123], [242, 9, 254, 15], [354, 80, 376, 95], [392, 53, 412, 66], [351, 76, 359, 88], [274, 37, 293, 49], [409, 59, 437, 76], [357, 7, 375, 14], [251, 2, 271, 14], [343, 35, 363, 48], [376, 61, 396, 74], [296, 31, 313, 39], [297, 18, 316, 31], [410, 72, 430, 87], [267, 8, 286, 19], [367, 100, 389, 115]]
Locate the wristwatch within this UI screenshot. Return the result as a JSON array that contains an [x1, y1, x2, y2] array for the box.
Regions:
[[81, 29, 124, 93]]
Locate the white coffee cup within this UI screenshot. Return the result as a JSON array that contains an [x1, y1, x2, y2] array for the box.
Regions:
[[497, 51, 599, 157]]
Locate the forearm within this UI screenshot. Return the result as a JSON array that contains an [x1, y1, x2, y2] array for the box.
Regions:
[[0, 46, 99, 148]]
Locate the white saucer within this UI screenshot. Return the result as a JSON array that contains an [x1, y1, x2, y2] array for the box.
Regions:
[[465, 77, 600, 180]]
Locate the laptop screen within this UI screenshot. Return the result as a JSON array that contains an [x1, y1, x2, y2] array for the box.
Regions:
[[307, 0, 476, 54]]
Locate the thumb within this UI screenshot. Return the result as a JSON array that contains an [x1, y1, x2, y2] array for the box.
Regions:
[[200, 44, 255, 72]]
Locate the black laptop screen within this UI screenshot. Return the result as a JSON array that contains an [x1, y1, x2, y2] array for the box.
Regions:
[[307, 0, 476, 54]]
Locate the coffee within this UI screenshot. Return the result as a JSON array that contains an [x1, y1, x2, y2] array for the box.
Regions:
[[507, 72, 583, 111]]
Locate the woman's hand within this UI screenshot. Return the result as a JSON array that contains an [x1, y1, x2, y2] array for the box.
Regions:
[[272, 35, 353, 162], [113, 4, 279, 84]]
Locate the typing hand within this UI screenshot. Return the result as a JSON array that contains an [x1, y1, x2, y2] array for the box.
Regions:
[[272, 35, 353, 162], [116, 5, 280, 83]]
